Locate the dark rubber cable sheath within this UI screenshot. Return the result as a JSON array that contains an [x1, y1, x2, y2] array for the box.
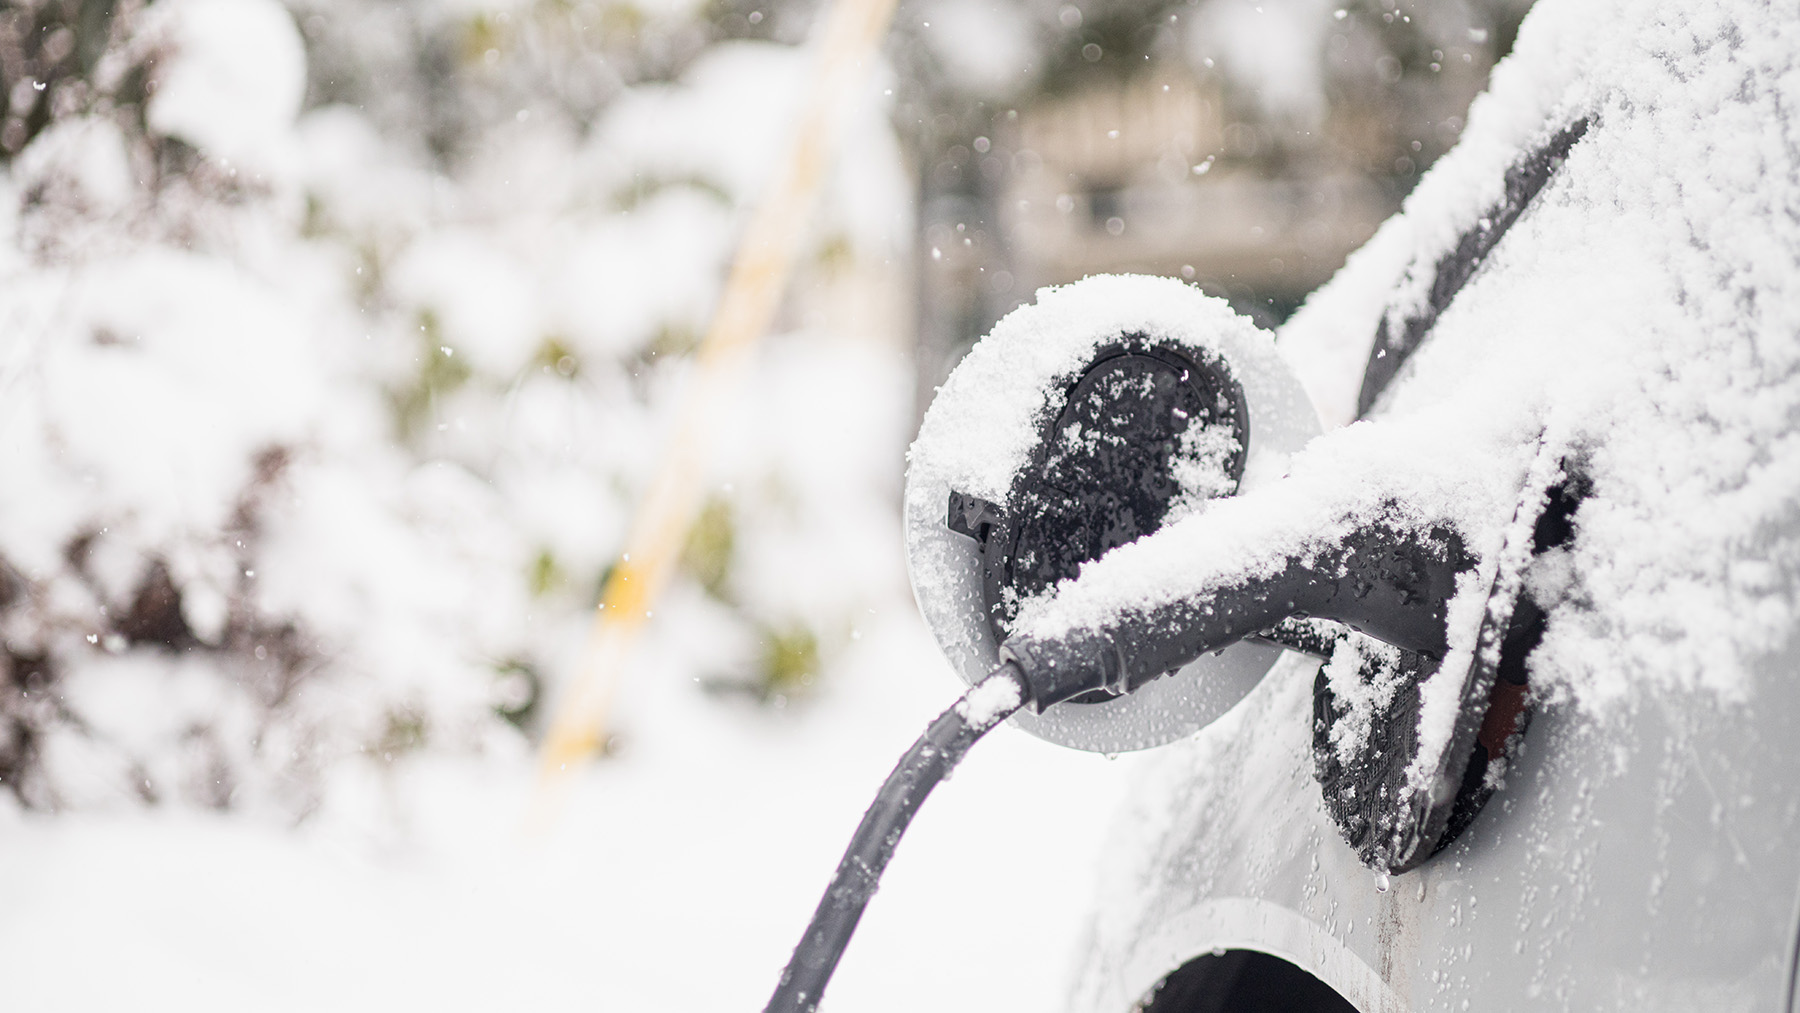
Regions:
[[762, 664, 1028, 1013]]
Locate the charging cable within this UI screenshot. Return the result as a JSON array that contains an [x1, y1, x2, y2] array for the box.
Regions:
[[762, 629, 1215, 1012], [762, 663, 1028, 1013]]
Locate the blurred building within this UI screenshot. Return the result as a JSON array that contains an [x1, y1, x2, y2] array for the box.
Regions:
[[900, 0, 1533, 413]]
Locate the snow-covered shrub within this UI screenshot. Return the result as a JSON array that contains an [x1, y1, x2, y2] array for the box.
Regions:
[[0, 0, 910, 813]]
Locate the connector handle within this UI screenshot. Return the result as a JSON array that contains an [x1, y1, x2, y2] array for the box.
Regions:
[[1002, 519, 1471, 711]]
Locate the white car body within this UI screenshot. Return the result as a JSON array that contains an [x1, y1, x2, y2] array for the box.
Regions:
[[1065, 1, 1800, 1009]]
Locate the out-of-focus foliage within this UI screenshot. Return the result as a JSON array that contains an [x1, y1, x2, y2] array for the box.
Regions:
[[0, 0, 909, 815], [0, 0, 130, 156]]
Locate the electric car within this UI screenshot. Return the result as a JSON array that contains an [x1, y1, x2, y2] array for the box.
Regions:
[[896, 1, 1800, 1010], [1051, 3, 1800, 1010]]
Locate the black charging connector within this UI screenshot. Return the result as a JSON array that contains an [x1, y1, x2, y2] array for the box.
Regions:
[[763, 500, 1498, 1013], [1000, 518, 1471, 714]]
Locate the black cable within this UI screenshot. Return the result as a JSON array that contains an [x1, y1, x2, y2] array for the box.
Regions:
[[762, 663, 1029, 1013]]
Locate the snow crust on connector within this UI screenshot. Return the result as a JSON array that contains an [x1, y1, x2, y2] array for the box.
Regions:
[[906, 274, 1319, 752], [957, 669, 1024, 728]]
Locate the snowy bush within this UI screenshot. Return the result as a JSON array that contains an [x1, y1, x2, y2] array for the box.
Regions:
[[0, 0, 910, 814]]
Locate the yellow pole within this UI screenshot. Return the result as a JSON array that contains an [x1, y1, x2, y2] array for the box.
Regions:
[[530, 0, 902, 818]]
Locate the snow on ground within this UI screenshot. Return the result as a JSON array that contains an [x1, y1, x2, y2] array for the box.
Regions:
[[0, 610, 1141, 1011]]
